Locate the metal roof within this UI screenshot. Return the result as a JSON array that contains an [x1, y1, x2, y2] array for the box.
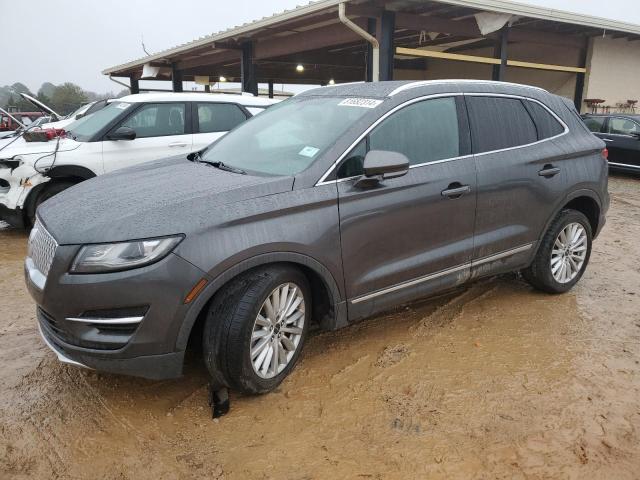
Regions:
[[103, 0, 640, 77]]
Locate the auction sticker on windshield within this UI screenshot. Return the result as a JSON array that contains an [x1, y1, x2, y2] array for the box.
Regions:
[[338, 98, 383, 108], [298, 146, 320, 158]]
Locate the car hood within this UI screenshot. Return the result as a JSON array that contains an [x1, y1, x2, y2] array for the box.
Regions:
[[19, 93, 61, 119], [0, 136, 82, 159], [38, 156, 295, 245]]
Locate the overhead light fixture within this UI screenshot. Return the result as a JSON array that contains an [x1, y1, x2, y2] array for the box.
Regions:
[[296, 64, 304, 72], [219, 76, 227, 82], [328, 79, 335, 85]]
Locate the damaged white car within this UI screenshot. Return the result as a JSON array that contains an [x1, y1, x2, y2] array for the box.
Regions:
[[0, 92, 276, 227]]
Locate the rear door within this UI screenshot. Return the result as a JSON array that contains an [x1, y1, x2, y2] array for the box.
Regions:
[[336, 96, 477, 318], [192, 102, 249, 151], [602, 116, 640, 169], [101, 102, 191, 173], [467, 95, 568, 274]]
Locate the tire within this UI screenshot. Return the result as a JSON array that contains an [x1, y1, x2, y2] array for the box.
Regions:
[[202, 265, 311, 395], [522, 209, 592, 294], [28, 180, 76, 226]]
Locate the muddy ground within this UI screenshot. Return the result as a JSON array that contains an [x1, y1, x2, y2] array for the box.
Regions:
[[1, 174, 639, 480]]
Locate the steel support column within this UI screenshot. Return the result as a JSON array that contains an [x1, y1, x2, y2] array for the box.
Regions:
[[241, 42, 258, 96], [574, 38, 590, 111], [268, 80, 274, 99], [171, 65, 183, 92], [379, 11, 395, 81], [130, 77, 139, 94], [492, 26, 509, 81]]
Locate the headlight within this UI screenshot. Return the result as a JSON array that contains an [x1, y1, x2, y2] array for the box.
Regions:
[[70, 236, 183, 273]]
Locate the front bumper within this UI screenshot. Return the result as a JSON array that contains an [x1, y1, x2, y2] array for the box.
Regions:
[[26, 245, 209, 380]]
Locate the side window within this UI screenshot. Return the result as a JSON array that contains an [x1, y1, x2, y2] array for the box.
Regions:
[[607, 117, 640, 136], [466, 96, 537, 153], [582, 116, 606, 133], [369, 97, 460, 165], [523, 100, 565, 140], [337, 140, 367, 179], [196, 103, 248, 133], [121, 103, 185, 138]]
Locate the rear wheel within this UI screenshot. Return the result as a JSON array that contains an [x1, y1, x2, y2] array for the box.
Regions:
[[522, 209, 592, 293], [202, 265, 311, 394]]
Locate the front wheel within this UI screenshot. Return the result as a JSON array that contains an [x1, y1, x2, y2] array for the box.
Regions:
[[27, 180, 76, 226], [202, 265, 311, 394], [523, 209, 592, 293]]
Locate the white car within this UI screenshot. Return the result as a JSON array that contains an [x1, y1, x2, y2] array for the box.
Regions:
[[0, 92, 277, 227]]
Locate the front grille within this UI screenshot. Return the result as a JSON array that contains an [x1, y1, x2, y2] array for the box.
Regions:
[[28, 219, 58, 277]]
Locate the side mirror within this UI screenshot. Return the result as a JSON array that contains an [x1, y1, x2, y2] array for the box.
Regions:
[[108, 126, 136, 141], [75, 113, 85, 120], [355, 150, 409, 188]]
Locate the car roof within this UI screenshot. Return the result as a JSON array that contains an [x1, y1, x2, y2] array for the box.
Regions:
[[117, 92, 278, 106], [299, 79, 549, 99]]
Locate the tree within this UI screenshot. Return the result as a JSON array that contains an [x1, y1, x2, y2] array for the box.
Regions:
[[49, 83, 89, 115], [38, 82, 56, 99]]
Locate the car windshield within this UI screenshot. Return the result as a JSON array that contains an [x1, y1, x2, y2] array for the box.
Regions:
[[201, 96, 376, 176], [66, 102, 132, 141]]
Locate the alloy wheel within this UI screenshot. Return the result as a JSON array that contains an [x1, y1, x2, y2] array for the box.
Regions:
[[250, 282, 305, 379], [550, 222, 588, 284]]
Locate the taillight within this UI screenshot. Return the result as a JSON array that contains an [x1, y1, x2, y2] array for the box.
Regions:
[[601, 148, 608, 160]]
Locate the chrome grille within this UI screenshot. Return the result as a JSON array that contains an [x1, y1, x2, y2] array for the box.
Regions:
[[28, 219, 58, 277]]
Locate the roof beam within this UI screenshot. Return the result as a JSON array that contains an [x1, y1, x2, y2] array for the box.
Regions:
[[254, 20, 367, 60], [176, 49, 241, 70], [394, 12, 585, 49]]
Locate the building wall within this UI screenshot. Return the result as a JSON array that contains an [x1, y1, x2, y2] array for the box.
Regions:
[[583, 36, 640, 113], [394, 42, 582, 101]]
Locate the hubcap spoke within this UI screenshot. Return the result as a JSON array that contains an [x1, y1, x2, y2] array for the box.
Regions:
[[250, 282, 305, 379], [550, 222, 587, 284]]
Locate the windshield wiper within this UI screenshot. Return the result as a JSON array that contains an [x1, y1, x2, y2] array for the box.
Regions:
[[202, 159, 246, 175]]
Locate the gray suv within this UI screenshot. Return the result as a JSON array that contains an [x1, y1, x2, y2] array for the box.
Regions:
[[26, 80, 608, 409]]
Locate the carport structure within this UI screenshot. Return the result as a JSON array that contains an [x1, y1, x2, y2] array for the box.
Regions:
[[103, 0, 640, 112]]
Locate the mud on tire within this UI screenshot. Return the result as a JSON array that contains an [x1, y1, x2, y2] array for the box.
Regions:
[[202, 265, 311, 395]]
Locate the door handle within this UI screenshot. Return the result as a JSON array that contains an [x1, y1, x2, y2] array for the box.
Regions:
[[169, 142, 188, 147], [602, 138, 614, 142], [538, 165, 560, 177], [441, 183, 471, 199]]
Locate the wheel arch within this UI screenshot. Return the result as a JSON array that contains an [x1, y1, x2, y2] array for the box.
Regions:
[[23, 165, 97, 223], [176, 252, 347, 353], [537, 188, 602, 252]]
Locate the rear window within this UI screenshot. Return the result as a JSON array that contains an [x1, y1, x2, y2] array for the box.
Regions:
[[582, 116, 606, 133], [523, 100, 565, 140], [466, 96, 538, 153], [196, 103, 248, 133]]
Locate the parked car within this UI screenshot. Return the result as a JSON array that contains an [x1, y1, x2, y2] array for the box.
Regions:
[[0, 110, 46, 132], [26, 80, 608, 416], [0, 92, 277, 227], [582, 113, 640, 172]]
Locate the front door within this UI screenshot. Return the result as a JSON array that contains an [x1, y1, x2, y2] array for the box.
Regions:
[[102, 102, 192, 173], [335, 96, 477, 320], [603, 116, 640, 169]]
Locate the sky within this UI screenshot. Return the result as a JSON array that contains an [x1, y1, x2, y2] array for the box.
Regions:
[[2, 0, 638, 94]]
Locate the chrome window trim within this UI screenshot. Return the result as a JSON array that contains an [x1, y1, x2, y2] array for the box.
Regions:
[[605, 116, 640, 137], [315, 92, 569, 186], [464, 93, 570, 158], [350, 243, 533, 305], [316, 93, 464, 186]]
